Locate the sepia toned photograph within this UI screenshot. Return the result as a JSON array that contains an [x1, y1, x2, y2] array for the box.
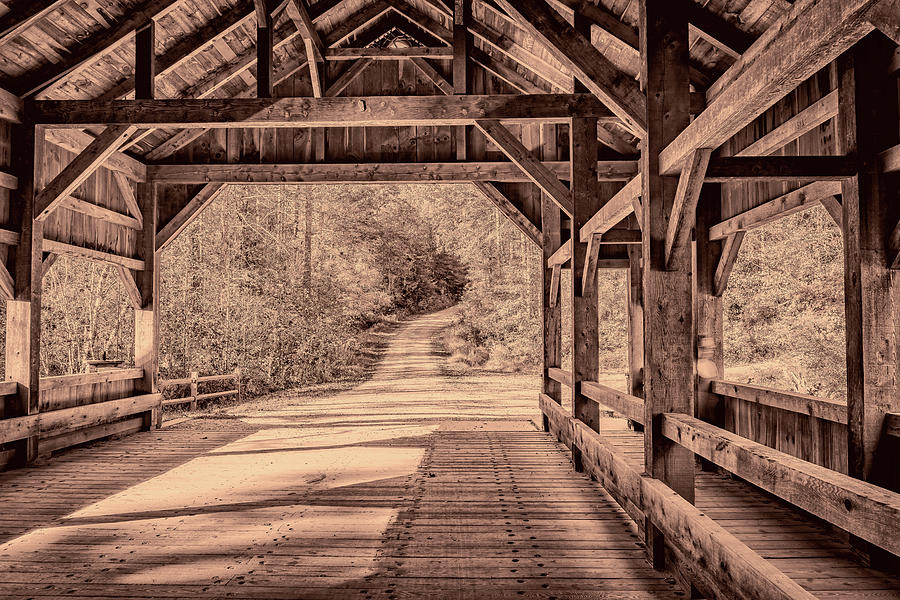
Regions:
[[0, 0, 897, 598]]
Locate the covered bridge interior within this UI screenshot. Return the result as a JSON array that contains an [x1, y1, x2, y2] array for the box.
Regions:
[[0, 0, 899, 597]]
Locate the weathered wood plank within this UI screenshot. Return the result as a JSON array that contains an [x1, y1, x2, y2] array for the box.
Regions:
[[44, 129, 146, 182], [712, 232, 745, 296], [581, 381, 644, 424]]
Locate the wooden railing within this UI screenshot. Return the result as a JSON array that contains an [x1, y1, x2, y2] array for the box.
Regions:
[[160, 368, 241, 410], [709, 379, 848, 472], [661, 412, 900, 557], [539, 395, 816, 600], [0, 368, 158, 466]]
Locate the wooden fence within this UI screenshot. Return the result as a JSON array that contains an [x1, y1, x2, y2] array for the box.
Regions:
[[160, 368, 241, 410]]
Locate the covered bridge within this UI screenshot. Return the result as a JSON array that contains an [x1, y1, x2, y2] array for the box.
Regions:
[[0, 0, 898, 597]]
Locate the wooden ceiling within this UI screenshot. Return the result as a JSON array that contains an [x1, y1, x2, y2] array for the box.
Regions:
[[0, 0, 792, 160]]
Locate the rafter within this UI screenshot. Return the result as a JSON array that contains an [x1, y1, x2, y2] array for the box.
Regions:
[[492, 0, 645, 136], [16, 0, 183, 98], [0, 0, 67, 49], [34, 126, 137, 221], [474, 119, 574, 215]]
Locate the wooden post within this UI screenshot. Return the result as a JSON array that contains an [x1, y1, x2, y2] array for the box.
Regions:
[[837, 33, 900, 491], [134, 183, 159, 428], [541, 124, 562, 408], [234, 367, 242, 401], [625, 243, 644, 430], [453, 0, 470, 161], [694, 184, 725, 431], [134, 20, 156, 100], [257, 5, 274, 98], [639, 0, 695, 569], [5, 124, 44, 464], [571, 116, 600, 432], [190, 371, 199, 411]]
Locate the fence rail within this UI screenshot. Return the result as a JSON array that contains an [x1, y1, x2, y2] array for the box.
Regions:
[[160, 368, 241, 410]]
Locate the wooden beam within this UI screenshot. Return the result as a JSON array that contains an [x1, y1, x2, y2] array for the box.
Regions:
[[113, 172, 143, 226], [324, 59, 372, 97], [288, 0, 325, 97], [581, 380, 644, 424], [34, 95, 614, 128], [134, 183, 159, 418], [472, 182, 541, 246], [571, 116, 601, 431], [540, 123, 563, 404], [736, 90, 839, 157], [492, 0, 646, 136], [710, 379, 847, 425], [44, 129, 146, 182], [704, 155, 857, 182], [409, 58, 455, 96], [34, 126, 136, 221], [0, 260, 14, 300], [540, 396, 817, 600], [712, 232, 744, 296], [100, 0, 256, 101], [579, 174, 641, 241], [0, 85, 22, 123], [326, 47, 452, 60], [680, 0, 754, 59], [17, 0, 182, 98], [57, 196, 142, 230], [709, 180, 843, 240], [146, 161, 636, 183], [156, 184, 226, 251], [662, 412, 900, 556], [659, 0, 885, 176], [474, 119, 573, 215], [547, 239, 571, 267], [41, 253, 57, 279], [879, 142, 900, 173], [470, 48, 548, 94], [143, 0, 392, 160], [116, 266, 143, 310], [42, 239, 144, 271], [453, 0, 470, 160], [665, 147, 712, 268]]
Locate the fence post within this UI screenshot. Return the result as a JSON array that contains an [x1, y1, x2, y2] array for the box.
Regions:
[[234, 367, 241, 401], [190, 371, 198, 411]]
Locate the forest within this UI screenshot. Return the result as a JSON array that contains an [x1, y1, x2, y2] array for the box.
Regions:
[[0, 183, 846, 400]]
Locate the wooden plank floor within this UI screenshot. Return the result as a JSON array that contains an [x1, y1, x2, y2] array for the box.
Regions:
[[0, 422, 683, 599], [0, 310, 681, 600], [601, 429, 900, 599]]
